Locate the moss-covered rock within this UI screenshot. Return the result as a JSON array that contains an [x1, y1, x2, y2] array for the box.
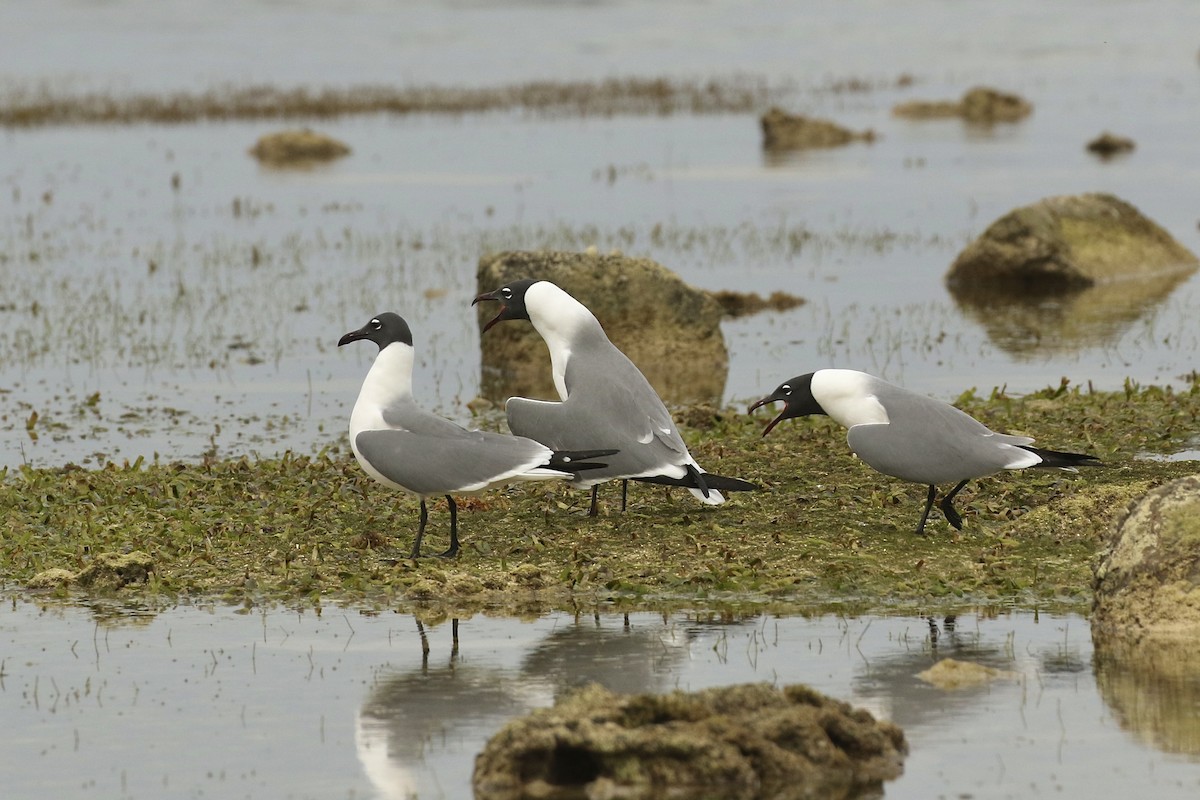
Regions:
[[1092, 475, 1200, 639], [248, 128, 350, 166], [759, 107, 875, 150], [472, 682, 907, 800], [476, 250, 728, 404], [946, 193, 1198, 293], [893, 86, 1032, 123], [74, 551, 155, 590]]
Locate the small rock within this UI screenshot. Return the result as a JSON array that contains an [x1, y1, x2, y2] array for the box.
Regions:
[[473, 682, 907, 800], [917, 658, 1018, 690], [476, 250, 728, 404], [1087, 132, 1136, 158], [710, 289, 807, 318], [893, 86, 1032, 123], [248, 128, 351, 166], [946, 193, 1198, 293], [74, 551, 154, 590], [28, 568, 76, 590], [760, 107, 876, 150]]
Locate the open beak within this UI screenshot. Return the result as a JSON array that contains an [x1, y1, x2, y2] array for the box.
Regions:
[[472, 289, 508, 333], [748, 395, 787, 437]]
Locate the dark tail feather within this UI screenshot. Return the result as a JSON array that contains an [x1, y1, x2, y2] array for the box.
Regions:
[[1018, 445, 1102, 470], [548, 449, 619, 474], [635, 471, 758, 492]]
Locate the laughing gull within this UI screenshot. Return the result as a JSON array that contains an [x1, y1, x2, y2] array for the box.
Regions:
[[339, 312, 616, 558], [473, 279, 756, 515], [749, 369, 1100, 535]]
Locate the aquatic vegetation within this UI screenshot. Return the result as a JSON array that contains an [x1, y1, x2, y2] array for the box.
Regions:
[[3, 383, 1198, 612]]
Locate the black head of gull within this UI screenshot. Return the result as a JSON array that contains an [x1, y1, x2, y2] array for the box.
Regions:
[[338, 312, 413, 350], [747, 372, 826, 436], [472, 278, 538, 333]]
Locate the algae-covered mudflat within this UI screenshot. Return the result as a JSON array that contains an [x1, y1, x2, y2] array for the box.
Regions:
[[6, 382, 1197, 611]]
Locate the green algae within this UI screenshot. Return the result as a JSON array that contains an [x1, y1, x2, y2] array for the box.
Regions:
[[3, 381, 1199, 612]]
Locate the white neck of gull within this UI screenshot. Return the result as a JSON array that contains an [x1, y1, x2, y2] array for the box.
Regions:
[[810, 369, 891, 428], [523, 281, 604, 401], [350, 341, 415, 435]]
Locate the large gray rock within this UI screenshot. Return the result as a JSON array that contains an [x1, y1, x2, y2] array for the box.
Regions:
[[472, 682, 907, 800], [475, 250, 728, 405], [947, 193, 1198, 292]]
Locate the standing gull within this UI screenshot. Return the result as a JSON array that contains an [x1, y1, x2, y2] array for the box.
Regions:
[[339, 312, 616, 558], [473, 279, 756, 515], [749, 369, 1100, 534]]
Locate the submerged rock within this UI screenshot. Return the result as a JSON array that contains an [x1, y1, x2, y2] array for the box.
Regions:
[[946, 193, 1198, 293], [711, 288, 807, 318], [893, 86, 1032, 123], [476, 250, 728, 404], [760, 107, 875, 150], [917, 658, 1018, 690], [1087, 132, 1136, 158], [248, 128, 351, 166], [472, 682, 907, 800]]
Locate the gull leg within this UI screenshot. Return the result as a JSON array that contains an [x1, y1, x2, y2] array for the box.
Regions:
[[411, 498, 429, 559], [621, 480, 629, 512], [939, 479, 970, 531], [914, 485, 937, 536], [438, 495, 460, 558], [588, 485, 600, 517]]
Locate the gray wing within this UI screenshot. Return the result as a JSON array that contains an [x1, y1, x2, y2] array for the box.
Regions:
[[847, 385, 1036, 485], [507, 341, 689, 481], [355, 426, 555, 496]]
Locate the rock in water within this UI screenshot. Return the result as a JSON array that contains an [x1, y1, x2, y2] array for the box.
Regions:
[[946, 193, 1198, 293], [472, 682, 907, 800], [476, 250, 729, 404]]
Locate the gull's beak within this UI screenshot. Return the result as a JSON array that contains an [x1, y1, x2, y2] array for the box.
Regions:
[[748, 394, 788, 437], [472, 289, 509, 334]]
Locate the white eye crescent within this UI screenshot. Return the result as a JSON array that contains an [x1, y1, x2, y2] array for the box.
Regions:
[[370, 319, 382, 329], [501, 287, 512, 298]]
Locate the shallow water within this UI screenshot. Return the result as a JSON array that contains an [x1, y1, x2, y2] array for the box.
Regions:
[[3, 1, 1200, 467], [3, 600, 1199, 799]]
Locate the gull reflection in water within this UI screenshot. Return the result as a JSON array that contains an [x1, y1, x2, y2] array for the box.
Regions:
[[354, 613, 703, 799]]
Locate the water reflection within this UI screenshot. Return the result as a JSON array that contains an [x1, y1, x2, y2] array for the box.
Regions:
[[1093, 631, 1200, 756], [948, 271, 1194, 355], [355, 613, 713, 799]]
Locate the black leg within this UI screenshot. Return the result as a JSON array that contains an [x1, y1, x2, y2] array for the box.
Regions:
[[438, 495, 460, 558], [588, 485, 600, 517], [914, 485, 937, 536], [410, 498, 429, 558], [620, 480, 629, 512], [939, 479, 970, 531], [450, 618, 460, 665]]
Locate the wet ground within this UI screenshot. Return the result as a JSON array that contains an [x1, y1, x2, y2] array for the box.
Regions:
[[4, 601, 1200, 800]]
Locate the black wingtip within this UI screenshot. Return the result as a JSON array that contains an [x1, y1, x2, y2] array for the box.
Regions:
[[549, 449, 619, 473], [1019, 446, 1103, 469]]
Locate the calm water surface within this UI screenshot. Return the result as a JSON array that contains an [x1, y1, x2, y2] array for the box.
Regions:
[[3, 601, 1199, 799]]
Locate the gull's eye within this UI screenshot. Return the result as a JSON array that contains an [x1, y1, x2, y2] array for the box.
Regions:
[[501, 287, 513, 299], [370, 318, 382, 330], [781, 384, 792, 396]]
